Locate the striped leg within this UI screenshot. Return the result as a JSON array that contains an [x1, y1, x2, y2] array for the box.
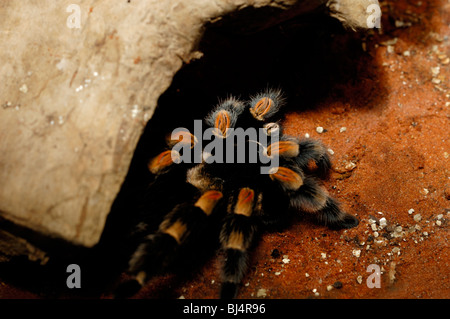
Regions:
[[115, 190, 223, 298], [219, 188, 258, 299]]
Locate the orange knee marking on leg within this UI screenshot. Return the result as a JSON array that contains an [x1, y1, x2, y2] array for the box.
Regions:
[[135, 271, 147, 285], [148, 150, 178, 174], [195, 190, 223, 215], [251, 97, 273, 120], [269, 167, 303, 190], [161, 220, 187, 244], [225, 231, 245, 251], [167, 129, 197, 149], [234, 188, 254, 216], [307, 159, 318, 171], [267, 141, 299, 157], [215, 110, 231, 137]]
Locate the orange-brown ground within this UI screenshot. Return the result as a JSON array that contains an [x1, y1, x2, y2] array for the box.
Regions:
[[0, 0, 448, 299]]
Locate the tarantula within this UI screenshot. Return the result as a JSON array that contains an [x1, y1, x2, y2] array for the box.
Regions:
[[115, 89, 359, 299]]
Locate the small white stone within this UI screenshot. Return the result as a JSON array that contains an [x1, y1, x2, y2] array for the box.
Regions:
[[431, 66, 440, 76], [340, 127, 347, 133], [275, 272, 281, 276], [432, 78, 441, 84], [408, 208, 415, 215], [379, 217, 387, 228], [316, 126, 324, 134], [257, 288, 267, 298], [413, 214, 422, 222], [357, 276, 363, 284], [305, 273, 309, 277], [327, 148, 334, 155], [282, 258, 290, 264], [305, 133, 310, 138], [327, 285, 333, 291], [436, 220, 442, 226], [352, 249, 361, 258], [19, 84, 28, 93], [321, 253, 327, 259]]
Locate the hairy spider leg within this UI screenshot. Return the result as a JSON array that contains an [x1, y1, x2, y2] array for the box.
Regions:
[[248, 88, 285, 122], [219, 188, 258, 299], [294, 138, 332, 180], [205, 97, 246, 138], [314, 196, 359, 230], [271, 162, 358, 230], [114, 190, 223, 298]]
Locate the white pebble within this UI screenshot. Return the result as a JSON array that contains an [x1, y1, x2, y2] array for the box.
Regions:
[[408, 208, 415, 215], [413, 214, 422, 222], [352, 249, 361, 258], [305, 133, 310, 138], [305, 273, 310, 277], [339, 127, 347, 133], [327, 148, 334, 155], [436, 220, 442, 226], [316, 126, 324, 134], [257, 289, 267, 298], [282, 258, 290, 264], [19, 84, 28, 93], [379, 217, 387, 228], [357, 276, 363, 284], [431, 66, 440, 76]]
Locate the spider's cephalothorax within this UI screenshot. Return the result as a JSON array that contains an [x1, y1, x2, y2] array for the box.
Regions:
[[115, 89, 359, 299]]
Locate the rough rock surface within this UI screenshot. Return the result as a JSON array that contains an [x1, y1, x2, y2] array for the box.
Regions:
[[0, 0, 378, 252]]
